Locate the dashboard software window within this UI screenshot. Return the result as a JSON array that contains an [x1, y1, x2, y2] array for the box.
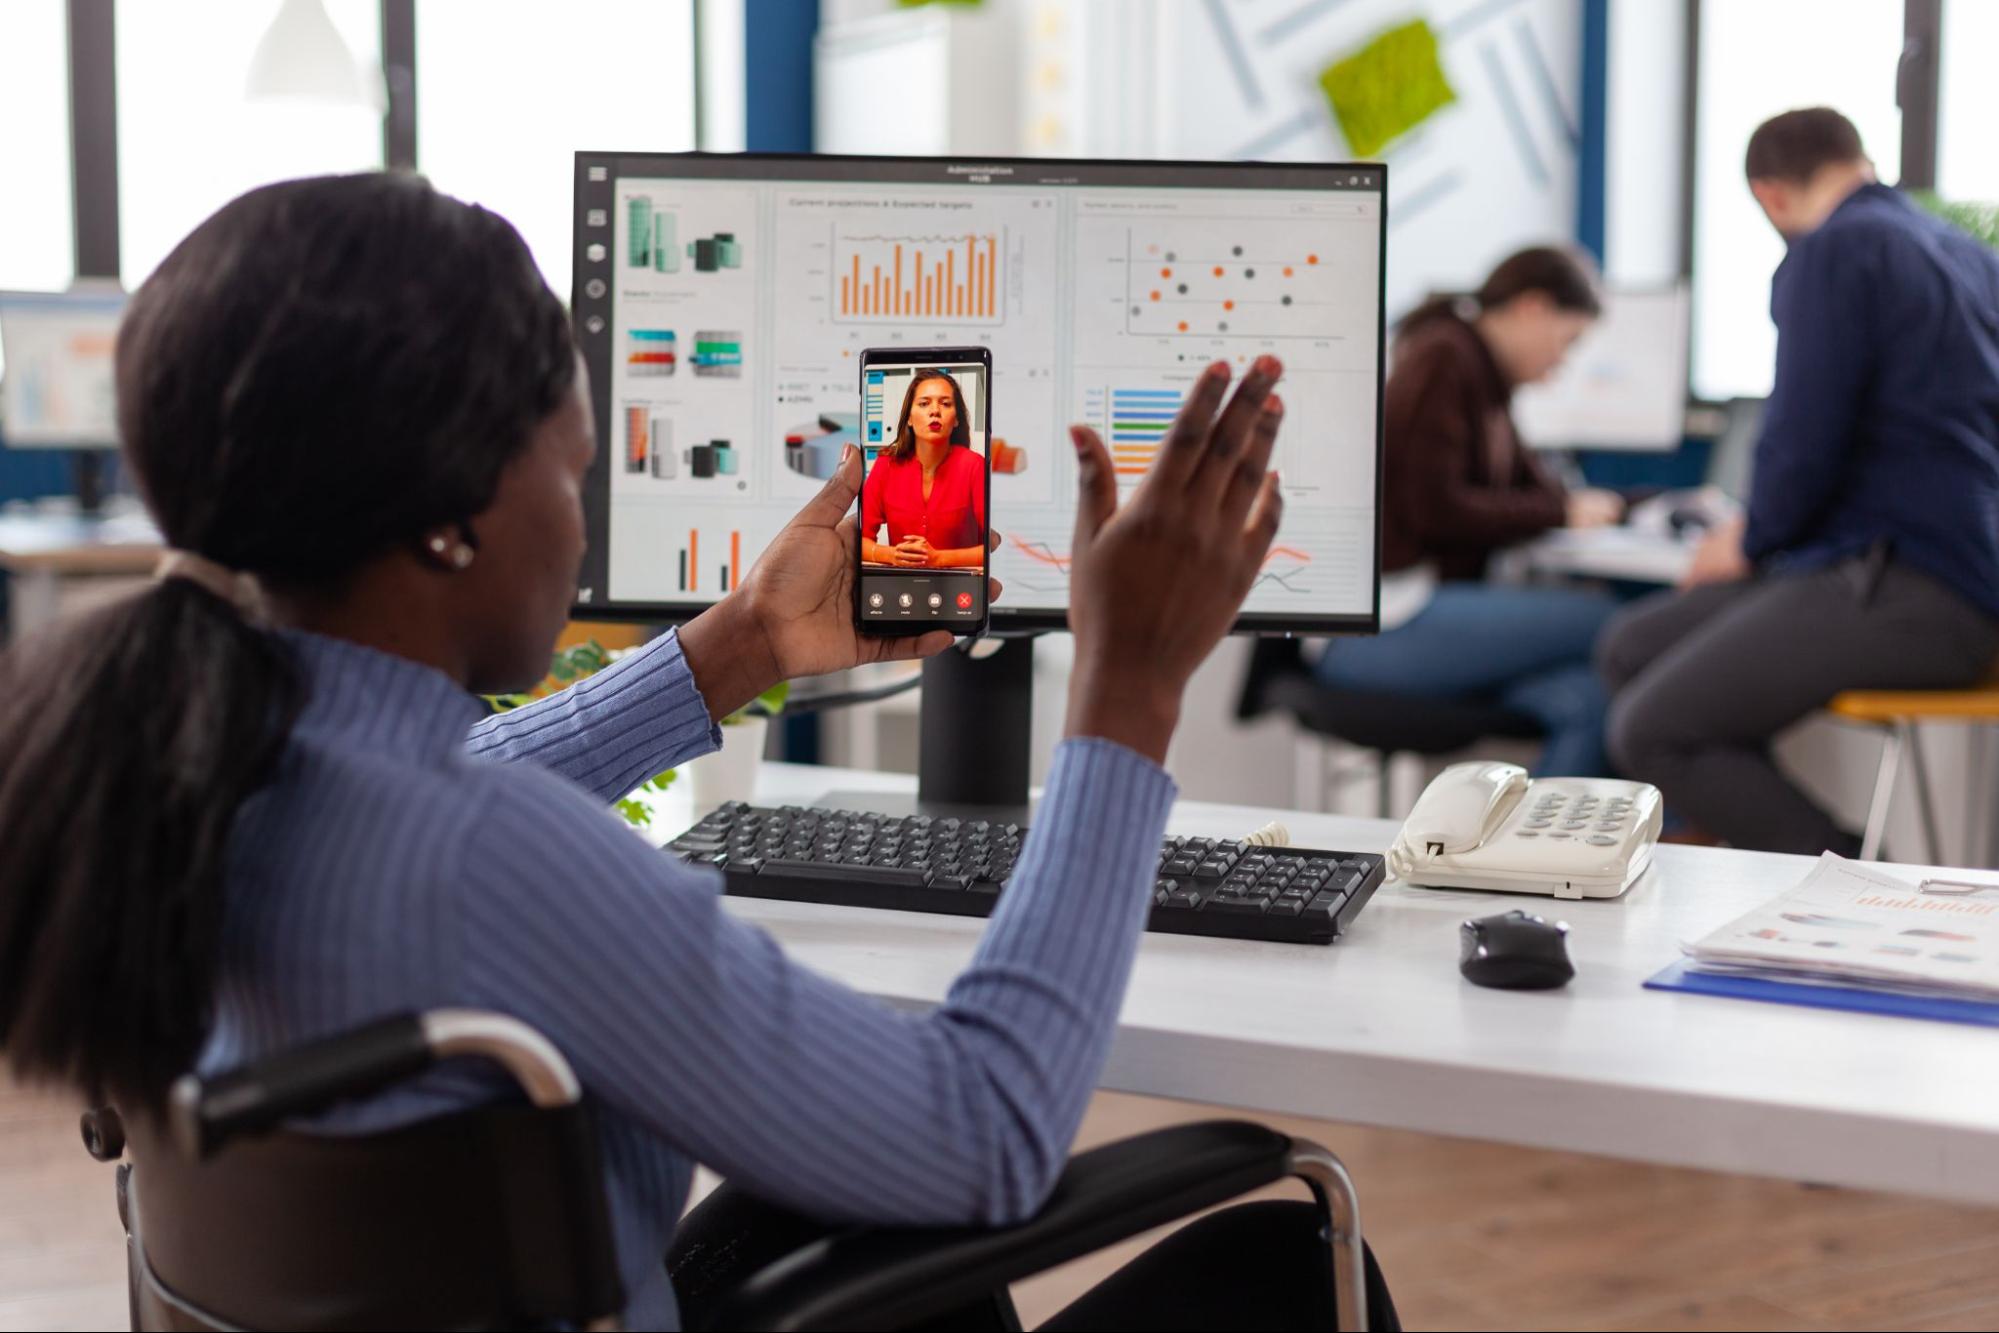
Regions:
[[575, 155, 1385, 630]]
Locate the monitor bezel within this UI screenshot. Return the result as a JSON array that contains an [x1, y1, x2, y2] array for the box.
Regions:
[[572, 150, 1386, 637]]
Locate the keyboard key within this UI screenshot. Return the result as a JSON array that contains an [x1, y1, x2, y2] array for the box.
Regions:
[[1163, 856, 1197, 875], [1193, 860, 1229, 880], [1268, 899, 1305, 917], [758, 858, 930, 888], [1165, 888, 1203, 909], [1208, 894, 1271, 915]]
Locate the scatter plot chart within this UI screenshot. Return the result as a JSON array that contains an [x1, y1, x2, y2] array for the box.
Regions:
[[1121, 227, 1342, 340]]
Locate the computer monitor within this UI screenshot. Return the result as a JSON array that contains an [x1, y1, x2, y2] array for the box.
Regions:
[[1707, 396, 1763, 501], [571, 152, 1386, 637], [1511, 285, 1690, 452], [0, 289, 125, 450]]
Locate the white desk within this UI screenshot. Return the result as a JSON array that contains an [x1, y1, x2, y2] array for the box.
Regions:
[[650, 763, 1999, 1206], [0, 504, 162, 637], [1519, 526, 1693, 585]]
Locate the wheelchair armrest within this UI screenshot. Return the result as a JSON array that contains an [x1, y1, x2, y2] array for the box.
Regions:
[[707, 1119, 1296, 1333]]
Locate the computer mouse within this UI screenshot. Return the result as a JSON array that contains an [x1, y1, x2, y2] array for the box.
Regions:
[[1459, 910, 1574, 990]]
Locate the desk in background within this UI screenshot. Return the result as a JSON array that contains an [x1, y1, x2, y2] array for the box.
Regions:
[[1518, 526, 1693, 586], [0, 502, 162, 639], [644, 762, 1999, 1208]]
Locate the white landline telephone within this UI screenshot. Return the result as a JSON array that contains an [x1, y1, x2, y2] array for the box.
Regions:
[[1388, 761, 1663, 900]]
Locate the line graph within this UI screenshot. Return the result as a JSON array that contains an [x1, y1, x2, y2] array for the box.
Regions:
[[1007, 534, 1072, 572], [1251, 545, 1315, 595]]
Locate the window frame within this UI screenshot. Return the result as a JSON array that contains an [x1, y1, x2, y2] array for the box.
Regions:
[[63, 0, 704, 283], [1678, 0, 1944, 404]]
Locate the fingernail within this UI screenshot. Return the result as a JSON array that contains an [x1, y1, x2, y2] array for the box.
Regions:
[[844, 443, 859, 465], [1208, 360, 1230, 377]]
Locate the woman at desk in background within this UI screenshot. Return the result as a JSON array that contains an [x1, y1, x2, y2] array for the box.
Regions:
[[1316, 246, 1625, 776], [860, 370, 988, 568], [0, 176, 1393, 1331]]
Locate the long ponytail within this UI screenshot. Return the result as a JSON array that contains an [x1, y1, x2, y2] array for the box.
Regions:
[[0, 581, 299, 1105], [0, 172, 575, 1111]]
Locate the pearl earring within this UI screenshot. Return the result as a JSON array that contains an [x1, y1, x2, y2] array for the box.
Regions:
[[428, 534, 475, 569]]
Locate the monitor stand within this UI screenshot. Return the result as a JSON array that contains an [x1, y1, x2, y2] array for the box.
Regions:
[[819, 636, 1035, 825], [72, 453, 108, 516]]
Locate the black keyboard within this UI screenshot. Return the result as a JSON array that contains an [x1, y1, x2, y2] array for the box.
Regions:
[[668, 803, 1386, 946]]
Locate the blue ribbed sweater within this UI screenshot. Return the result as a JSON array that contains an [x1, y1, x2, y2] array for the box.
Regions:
[[201, 628, 1176, 1328]]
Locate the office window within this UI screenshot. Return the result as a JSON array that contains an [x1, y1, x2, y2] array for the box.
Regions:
[[416, 0, 697, 299], [1690, 2, 1904, 401], [117, 0, 384, 285], [0, 1, 75, 292], [1937, 0, 1999, 202]]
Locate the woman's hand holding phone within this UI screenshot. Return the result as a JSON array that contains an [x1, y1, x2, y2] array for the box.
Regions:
[[1064, 357, 1286, 765], [677, 446, 1001, 721]]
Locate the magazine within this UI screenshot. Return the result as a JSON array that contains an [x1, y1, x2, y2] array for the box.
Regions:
[[1683, 854, 1999, 1001]]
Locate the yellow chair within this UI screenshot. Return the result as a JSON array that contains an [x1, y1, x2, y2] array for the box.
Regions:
[[1827, 685, 1999, 862]]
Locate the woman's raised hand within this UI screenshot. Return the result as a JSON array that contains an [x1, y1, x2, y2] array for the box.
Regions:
[[1063, 356, 1286, 763]]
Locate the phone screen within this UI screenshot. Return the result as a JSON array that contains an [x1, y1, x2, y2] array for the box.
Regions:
[[855, 349, 992, 634]]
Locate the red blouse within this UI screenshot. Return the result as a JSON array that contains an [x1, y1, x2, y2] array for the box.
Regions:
[[861, 445, 987, 554]]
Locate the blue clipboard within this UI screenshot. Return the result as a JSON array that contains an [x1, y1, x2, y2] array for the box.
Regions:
[[1645, 959, 1999, 1029]]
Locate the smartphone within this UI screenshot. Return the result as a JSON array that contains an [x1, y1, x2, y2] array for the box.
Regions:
[[854, 346, 993, 637]]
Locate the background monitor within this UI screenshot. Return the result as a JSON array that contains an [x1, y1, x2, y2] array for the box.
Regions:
[[571, 152, 1387, 634], [0, 289, 125, 450], [1512, 284, 1690, 452], [1707, 396, 1764, 501]]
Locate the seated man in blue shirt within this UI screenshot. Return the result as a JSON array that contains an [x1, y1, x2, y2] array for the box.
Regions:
[[1599, 107, 1999, 855]]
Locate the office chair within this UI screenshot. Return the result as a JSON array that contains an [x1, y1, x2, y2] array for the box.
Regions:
[[84, 1009, 1376, 1331], [1238, 637, 1542, 815]]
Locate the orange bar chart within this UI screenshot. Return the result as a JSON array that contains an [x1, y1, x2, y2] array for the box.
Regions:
[[834, 231, 1001, 324], [676, 528, 745, 594]]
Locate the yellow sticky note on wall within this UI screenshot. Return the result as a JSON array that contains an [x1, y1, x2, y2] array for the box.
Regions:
[[1319, 19, 1456, 159]]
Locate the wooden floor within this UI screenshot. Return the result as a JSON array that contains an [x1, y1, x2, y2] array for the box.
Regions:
[[8, 1075, 1999, 1332]]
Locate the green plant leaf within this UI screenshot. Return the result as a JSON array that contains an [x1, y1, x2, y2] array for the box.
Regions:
[[614, 796, 653, 828], [723, 679, 791, 726], [1911, 191, 1999, 250]]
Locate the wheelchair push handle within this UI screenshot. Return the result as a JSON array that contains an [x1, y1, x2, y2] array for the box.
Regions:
[[171, 1009, 581, 1158]]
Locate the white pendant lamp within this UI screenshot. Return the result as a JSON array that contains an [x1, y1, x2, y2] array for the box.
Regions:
[[245, 0, 385, 111]]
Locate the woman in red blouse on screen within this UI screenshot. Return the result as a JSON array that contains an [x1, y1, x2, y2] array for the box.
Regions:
[[860, 370, 988, 569]]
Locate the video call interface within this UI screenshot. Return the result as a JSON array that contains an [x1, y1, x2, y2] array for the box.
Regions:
[[857, 361, 988, 626], [574, 155, 1384, 627]]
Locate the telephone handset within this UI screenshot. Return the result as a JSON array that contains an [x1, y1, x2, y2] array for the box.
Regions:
[[1389, 762, 1662, 901]]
